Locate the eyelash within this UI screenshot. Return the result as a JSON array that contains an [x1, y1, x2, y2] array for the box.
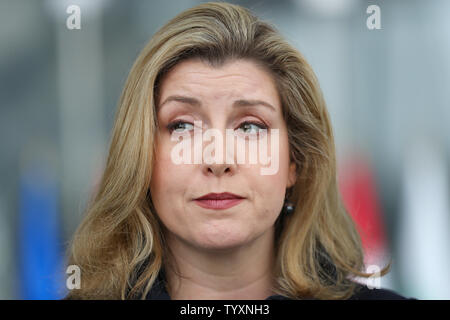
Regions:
[[237, 121, 268, 135], [166, 120, 268, 134], [166, 120, 194, 133]]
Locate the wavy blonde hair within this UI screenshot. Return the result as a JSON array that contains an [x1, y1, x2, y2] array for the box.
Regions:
[[65, 2, 390, 300]]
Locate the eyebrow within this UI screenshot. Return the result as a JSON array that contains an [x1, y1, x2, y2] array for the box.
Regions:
[[158, 95, 276, 112]]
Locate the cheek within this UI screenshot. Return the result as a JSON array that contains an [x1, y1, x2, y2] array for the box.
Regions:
[[251, 171, 289, 212], [252, 133, 290, 206], [150, 139, 182, 205], [260, 130, 291, 182]]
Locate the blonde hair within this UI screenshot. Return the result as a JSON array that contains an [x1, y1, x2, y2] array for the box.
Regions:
[[65, 2, 390, 300]]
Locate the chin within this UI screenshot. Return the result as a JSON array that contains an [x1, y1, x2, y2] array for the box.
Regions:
[[194, 230, 250, 251]]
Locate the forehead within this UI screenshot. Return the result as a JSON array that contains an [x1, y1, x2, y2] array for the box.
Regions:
[[157, 58, 280, 107]]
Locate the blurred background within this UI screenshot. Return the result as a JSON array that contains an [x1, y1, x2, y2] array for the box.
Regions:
[[0, 0, 449, 299]]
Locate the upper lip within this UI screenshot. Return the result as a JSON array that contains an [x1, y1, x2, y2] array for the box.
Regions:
[[194, 192, 245, 200]]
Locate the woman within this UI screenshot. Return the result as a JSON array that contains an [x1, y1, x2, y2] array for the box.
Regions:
[[65, 2, 411, 300]]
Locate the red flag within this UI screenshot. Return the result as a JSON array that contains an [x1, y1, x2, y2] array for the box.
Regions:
[[338, 154, 387, 266]]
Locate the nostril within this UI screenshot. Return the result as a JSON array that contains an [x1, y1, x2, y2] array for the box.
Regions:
[[205, 163, 236, 177]]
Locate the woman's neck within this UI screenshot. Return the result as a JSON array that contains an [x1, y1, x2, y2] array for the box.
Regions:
[[164, 227, 276, 300]]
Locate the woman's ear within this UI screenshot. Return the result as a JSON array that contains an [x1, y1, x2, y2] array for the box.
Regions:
[[287, 161, 297, 188]]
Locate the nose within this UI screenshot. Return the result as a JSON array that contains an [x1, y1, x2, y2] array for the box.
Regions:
[[204, 162, 237, 177], [199, 119, 238, 177]]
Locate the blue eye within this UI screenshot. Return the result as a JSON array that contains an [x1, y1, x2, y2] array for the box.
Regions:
[[166, 121, 194, 133], [237, 121, 267, 135]]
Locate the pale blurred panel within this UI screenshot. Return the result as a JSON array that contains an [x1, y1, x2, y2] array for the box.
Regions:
[[398, 137, 450, 299]]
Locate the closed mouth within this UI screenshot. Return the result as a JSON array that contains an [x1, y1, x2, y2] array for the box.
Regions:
[[194, 192, 245, 200], [193, 193, 245, 210]]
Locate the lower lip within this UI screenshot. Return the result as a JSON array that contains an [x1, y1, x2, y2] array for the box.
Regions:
[[194, 198, 244, 210]]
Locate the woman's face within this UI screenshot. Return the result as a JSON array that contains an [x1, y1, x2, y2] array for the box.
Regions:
[[150, 58, 296, 251]]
